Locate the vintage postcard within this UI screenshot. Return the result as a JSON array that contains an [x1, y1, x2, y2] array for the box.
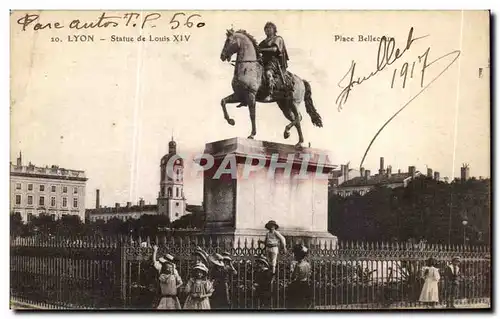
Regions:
[[10, 10, 490, 310]]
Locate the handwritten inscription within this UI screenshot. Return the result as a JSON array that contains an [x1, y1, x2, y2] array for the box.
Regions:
[[336, 27, 429, 111], [16, 12, 205, 32], [335, 27, 461, 169], [359, 47, 460, 169]]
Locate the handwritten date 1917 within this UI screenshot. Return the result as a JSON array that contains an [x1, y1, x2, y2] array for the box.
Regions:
[[337, 26, 462, 170], [336, 27, 428, 110], [16, 12, 205, 32]]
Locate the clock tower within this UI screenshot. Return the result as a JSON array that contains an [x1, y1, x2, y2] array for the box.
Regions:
[[157, 137, 186, 221]]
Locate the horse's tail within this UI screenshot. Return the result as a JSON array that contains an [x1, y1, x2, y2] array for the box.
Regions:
[[303, 80, 323, 127]]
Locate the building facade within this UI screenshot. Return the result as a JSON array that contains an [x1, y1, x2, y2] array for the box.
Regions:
[[334, 157, 430, 197], [10, 153, 87, 222], [86, 198, 157, 222], [157, 138, 187, 221]]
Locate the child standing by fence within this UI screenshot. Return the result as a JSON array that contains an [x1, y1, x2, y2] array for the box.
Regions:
[[152, 246, 183, 309], [418, 257, 440, 308], [253, 255, 274, 309], [183, 263, 214, 310], [445, 257, 461, 308], [287, 244, 312, 309], [259, 220, 286, 275]]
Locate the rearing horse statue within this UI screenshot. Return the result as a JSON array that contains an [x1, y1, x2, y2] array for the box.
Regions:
[[219, 28, 323, 147]]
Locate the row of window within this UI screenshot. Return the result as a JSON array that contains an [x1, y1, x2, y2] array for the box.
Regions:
[[17, 213, 75, 222], [160, 186, 183, 198], [15, 183, 78, 194], [14, 194, 78, 208], [160, 168, 184, 182]]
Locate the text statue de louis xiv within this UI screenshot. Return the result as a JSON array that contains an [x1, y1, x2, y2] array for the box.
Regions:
[[219, 22, 323, 147]]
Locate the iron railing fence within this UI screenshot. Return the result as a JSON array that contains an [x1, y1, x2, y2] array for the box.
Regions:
[[10, 235, 491, 309]]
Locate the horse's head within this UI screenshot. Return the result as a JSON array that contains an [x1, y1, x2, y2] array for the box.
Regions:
[[220, 28, 239, 62]]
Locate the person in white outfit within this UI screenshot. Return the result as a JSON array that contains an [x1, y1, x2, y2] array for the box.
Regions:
[[419, 257, 440, 308], [258, 220, 286, 275]]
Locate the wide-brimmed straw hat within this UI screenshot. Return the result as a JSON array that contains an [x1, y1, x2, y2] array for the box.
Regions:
[[159, 253, 175, 265], [265, 220, 279, 230], [220, 252, 233, 262], [209, 253, 225, 267], [192, 247, 209, 266], [193, 262, 209, 274]]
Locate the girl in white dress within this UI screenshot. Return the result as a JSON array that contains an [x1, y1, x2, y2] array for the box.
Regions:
[[419, 257, 440, 308], [183, 263, 214, 310]]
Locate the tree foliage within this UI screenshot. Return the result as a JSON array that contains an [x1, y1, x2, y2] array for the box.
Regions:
[[11, 213, 174, 239], [328, 176, 491, 245]]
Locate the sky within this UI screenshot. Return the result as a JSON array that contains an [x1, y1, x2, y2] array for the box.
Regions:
[[10, 10, 490, 209]]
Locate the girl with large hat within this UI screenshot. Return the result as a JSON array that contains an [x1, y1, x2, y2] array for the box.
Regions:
[[209, 252, 236, 309], [183, 263, 213, 309], [152, 245, 182, 309], [152, 245, 183, 310]]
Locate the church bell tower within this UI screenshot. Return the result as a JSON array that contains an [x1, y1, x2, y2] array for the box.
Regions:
[[157, 136, 186, 222]]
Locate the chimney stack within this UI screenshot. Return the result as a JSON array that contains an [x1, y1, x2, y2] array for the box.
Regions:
[[387, 165, 392, 176], [408, 166, 416, 177], [16, 151, 22, 167], [115, 203, 120, 209], [461, 163, 470, 181], [360, 167, 365, 177], [96, 189, 100, 209], [139, 198, 145, 207], [365, 170, 371, 180], [427, 168, 433, 178], [379, 157, 385, 175], [126, 202, 132, 208], [398, 169, 401, 174], [434, 172, 440, 181], [344, 162, 349, 181], [340, 165, 345, 177]]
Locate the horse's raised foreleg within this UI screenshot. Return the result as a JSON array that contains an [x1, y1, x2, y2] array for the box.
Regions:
[[277, 99, 295, 140], [221, 93, 240, 126], [247, 92, 257, 139]]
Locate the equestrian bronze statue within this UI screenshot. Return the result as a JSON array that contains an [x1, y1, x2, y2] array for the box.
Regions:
[[219, 24, 323, 147]]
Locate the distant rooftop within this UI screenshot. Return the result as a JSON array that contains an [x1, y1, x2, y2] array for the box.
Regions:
[[340, 171, 420, 187], [86, 203, 203, 215], [10, 159, 87, 181], [86, 204, 157, 215]]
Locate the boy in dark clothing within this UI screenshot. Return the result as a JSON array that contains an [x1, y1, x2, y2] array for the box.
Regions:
[[445, 256, 461, 308], [287, 244, 312, 309], [253, 255, 274, 309]]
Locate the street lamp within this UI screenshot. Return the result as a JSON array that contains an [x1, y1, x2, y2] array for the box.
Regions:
[[462, 219, 468, 246]]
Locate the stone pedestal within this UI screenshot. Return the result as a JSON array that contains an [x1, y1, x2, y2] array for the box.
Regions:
[[201, 137, 337, 248]]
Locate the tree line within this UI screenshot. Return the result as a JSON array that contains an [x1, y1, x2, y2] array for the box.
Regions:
[[11, 176, 490, 245], [328, 176, 490, 245], [10, 210, 206, 239]]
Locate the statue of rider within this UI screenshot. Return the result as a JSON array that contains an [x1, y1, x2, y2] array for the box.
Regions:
[[258, 22, 290, 102]]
